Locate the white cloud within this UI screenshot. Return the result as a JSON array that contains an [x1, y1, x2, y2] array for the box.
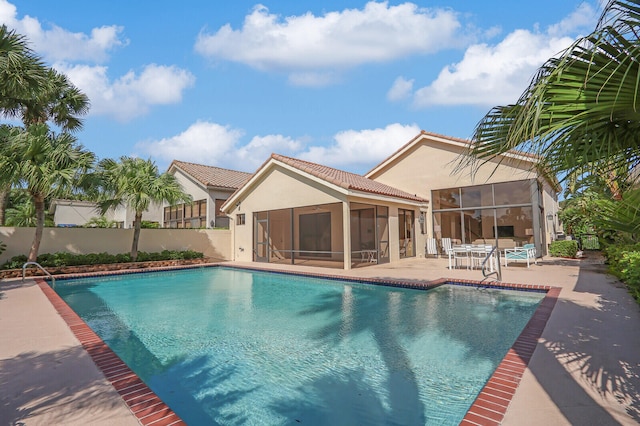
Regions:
[[387, 76, 414, 102], [548, 3, 598, 37], [0, 0, 126, 63], [136, 122, 421, 174], [408, 3, 598, 107], [195, 2, 463, 85], [57, 63, 195, 121], [413, 30, 577, 107], [298, 123, 421, 171], [136, 122, 244, 166], [135, 122, 303, 172]]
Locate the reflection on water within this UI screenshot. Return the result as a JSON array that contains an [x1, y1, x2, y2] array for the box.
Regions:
[[56, 268, 544, 425]]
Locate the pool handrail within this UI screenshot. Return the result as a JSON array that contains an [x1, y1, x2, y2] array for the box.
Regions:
[[22, 261, 55, 287], [481, 246, 502, 282]]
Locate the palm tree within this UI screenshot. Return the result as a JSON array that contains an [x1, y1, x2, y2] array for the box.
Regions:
[[5, 197, 37, 227], [0, 27, 90, 226], [15, 67, 90, 132], [0, 25, 46, 226], [96, 157, 191, 262], [0, 25, 46, 113], [0, 124, 95, 261], [461, 0, 640, 183]]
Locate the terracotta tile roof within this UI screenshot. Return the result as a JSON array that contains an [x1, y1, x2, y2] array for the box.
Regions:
[[170, 160, 252, 190], [271, 154, 427, 203]]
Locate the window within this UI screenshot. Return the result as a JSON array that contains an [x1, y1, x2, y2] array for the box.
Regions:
[[432, 180, 535, 246], [164, 199, 207, 228], [237, 213, 246, 225]]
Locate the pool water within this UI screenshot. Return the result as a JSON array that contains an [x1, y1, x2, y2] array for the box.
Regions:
[[55, 267, 544, 425]]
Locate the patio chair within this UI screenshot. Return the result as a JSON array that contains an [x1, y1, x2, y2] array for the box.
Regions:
[[451, 245, 471, 269], [470, 245, 493, 269], [504, 243, 537, 267], [440, 237, 452, 257], [399, 239, 410, 257], [425, 238, 438, 258]]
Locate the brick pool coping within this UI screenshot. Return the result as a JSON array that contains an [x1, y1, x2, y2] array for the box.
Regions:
[[33, 263, 561, 425]]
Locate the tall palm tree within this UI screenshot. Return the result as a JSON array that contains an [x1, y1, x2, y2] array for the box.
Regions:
[[97, 157, 191, 262], [0, 25, 46, 226], [0, 124, 95, 261], [0, 25, 45, 114], [461, 0, 640, 183], [16, 67, 90, 132], [0, 27, 90, 227]]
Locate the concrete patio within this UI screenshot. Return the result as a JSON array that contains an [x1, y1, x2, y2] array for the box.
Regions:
[[1, 253, 639, 425]]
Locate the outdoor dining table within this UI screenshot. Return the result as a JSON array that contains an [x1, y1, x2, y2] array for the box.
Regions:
[[447, 245, 495, 270]]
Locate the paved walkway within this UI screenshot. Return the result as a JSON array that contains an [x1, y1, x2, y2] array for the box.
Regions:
[[1, 254, 639, 425]]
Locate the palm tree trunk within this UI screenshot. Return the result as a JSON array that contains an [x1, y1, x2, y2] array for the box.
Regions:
[[131, 212, 143, 262], [28, 193, 45, 262], [0, 186, 8, 226]]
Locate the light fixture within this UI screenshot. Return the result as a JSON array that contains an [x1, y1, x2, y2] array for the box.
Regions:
[[546, 214, 554, 221]]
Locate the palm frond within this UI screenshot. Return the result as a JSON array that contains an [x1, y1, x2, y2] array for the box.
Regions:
[[463, 0, 640, 182]]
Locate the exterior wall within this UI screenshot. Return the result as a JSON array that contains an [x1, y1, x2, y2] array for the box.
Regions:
[[209, 189, 234, 228], [227, 165, 346, 262], [166, 169, 234, 228], [368, 137, 558, 255], [368, 140, 536, 197], [53, 202, 163, 228], [541, 182, 560, 248], [53, 203, 100, 226], [109, 204, 164, 228], [0, 227, 231, 264]]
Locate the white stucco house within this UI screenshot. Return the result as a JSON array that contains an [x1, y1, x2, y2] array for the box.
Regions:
[[221, 131, 560, 270], [50, 199, 163, 228], [164, 161, 252, 229]]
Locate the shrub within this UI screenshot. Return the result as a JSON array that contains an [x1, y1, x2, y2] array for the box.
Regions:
[[549, 240, 579, 258], [601, 244, 640, 304], [1, 254, 27, 270], [0, 250, 204, 269], [0, 240, 5, 255], [617, 251, 640, 303]]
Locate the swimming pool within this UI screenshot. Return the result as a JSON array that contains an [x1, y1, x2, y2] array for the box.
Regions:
[[54, 267, 545, 425]]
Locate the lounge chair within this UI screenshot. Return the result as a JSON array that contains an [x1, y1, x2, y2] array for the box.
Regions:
[[504, 243, 537, 267]]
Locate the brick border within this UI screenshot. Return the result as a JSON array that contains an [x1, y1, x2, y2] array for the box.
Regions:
[[35, 264, 561, 425], [461, 286, 561, 425], [35, 279, 186, 426]]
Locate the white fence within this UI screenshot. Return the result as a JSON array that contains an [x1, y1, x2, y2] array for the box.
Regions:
[[0, 227, 231, 264]]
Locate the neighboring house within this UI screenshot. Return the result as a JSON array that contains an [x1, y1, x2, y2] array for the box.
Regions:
[[221, 131, 561, 270], [50, 199, 101, 227], [164, 160, 252, 229], [50, 199, 163, 228]]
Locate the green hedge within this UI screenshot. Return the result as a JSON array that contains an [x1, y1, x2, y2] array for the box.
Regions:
[[603, 243, 640, 303], [0, 249, 204, 270], [549, 240, 579, 258]]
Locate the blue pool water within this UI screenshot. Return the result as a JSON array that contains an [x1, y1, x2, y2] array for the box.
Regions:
[[55, 267, 544, 425]]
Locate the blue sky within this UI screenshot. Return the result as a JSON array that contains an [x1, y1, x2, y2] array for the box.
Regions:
[[2, 1, 601, 174]]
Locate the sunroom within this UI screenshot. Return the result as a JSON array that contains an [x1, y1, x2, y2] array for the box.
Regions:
[[221, 154, 428, 270]]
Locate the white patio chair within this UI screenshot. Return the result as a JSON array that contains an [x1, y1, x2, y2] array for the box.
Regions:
[[440, 238, 452, 257], [425, 238, 438, 258]]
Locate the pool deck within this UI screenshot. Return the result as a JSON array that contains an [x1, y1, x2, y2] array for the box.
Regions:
[[1, 254, 639, 425]]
